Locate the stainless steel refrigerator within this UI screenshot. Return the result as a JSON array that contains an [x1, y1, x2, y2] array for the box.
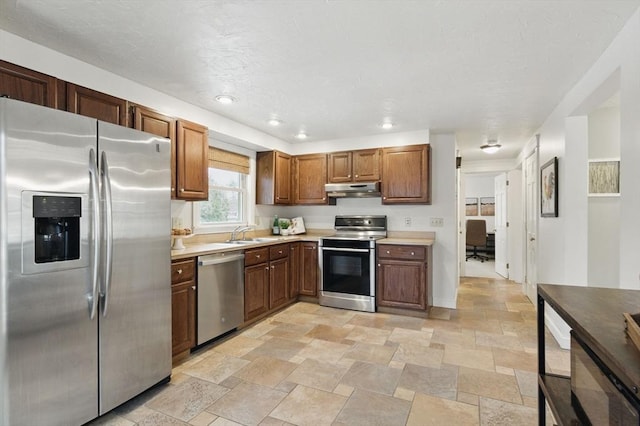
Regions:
[[0, 98, 172, 425]]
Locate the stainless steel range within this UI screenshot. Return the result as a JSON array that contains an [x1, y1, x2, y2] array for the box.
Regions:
[[318, 215, 387, 312]]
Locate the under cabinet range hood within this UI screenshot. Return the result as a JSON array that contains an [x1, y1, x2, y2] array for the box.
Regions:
[[325, 181, 381, 198]]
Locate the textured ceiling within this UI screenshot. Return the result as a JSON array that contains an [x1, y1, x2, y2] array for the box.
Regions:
[[1, 0, 638, 161]]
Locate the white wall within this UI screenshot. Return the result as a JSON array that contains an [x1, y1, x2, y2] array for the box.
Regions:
[[587, 105, 620, 287], [464, 174, 496, 231], [522, 8, 640, 347]]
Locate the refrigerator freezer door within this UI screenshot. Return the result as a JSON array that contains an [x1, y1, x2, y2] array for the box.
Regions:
[[0, 99, 99, 425], [97, 121, 172, 414]]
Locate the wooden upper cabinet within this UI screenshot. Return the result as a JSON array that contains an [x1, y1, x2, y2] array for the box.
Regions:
[[381, 144, 431, 204], [353, 149, 381, 181], [66, 83, 130, 126], [133, 105, 178, 197], [256, 151, 292, 205], [328, 149, 381, 183], [176, 119, 208, 200], [294, 153, 327, 205], [0, 60, 60, 108]]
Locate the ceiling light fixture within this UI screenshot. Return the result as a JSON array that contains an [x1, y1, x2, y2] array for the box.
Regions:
[[381, 122, 394, 130], [480, 140, 502, 154], [295, 131, 308, 140], [215, 94, 236, 104], [267, 118, 282, 126]]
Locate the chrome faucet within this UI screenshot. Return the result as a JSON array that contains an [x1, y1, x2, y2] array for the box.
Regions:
[[230, 225, 252, 241]]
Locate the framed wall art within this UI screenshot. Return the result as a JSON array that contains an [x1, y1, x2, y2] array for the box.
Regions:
[[465, 197, 478, 216], [588, 159, 620, 196], [541, 157, 558, 217], [480, 197, 495, 216]]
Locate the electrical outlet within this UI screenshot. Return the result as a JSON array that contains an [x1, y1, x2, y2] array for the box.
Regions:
[[430, 217, 444, 227], [404, 217, 412, 226]]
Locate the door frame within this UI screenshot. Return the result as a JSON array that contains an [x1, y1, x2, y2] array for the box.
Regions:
[[523, 139, 539, 302]]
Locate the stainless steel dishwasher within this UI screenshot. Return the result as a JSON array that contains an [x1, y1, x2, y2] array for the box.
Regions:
[[197, 251, 245, 345]]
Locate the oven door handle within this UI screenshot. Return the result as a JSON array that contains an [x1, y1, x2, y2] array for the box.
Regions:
[[321, 247, 370, 253]]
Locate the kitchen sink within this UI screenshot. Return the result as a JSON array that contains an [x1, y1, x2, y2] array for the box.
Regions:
[[224, 240, 255, 244], [225, 237, 281, 244]]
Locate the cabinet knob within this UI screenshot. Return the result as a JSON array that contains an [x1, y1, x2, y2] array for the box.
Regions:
[[177, 269, 182, 274], [191, 285, 196, 290], [411, 251, 415, 256], [265, 267, 269, 270], [386, 250, 390, 254], [383, 196, 387, 200], [271, 265, 275, 269], [322, 197, 326, 200], [348, 174, 351, 178], [278, 250, 283, 254], [256, 254, 261, 258], [180, 188, 184, 192], [377, 263, 381, 267], [355, 174, 359, 178], [313, 246, 316, 250]]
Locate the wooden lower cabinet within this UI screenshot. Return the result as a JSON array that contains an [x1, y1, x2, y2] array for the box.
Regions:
[[269, 257, 289, 309], [376, 244, 431, 311], [288, 242, 301, 299], [299, 242, 319, 297], [244, 244, 291, 321], [171, 258, 196, 357], [244, 263, 270, 321]]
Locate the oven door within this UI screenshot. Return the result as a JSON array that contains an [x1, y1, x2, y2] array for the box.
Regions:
[[320, 245, 374, 297]]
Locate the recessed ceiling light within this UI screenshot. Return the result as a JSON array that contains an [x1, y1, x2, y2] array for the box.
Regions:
[[480, 140, 502, 154], [295, 132, 308, 140], [381, 122, 394, 130], [267, 118, 282, 126], [215, 94, 236, 104]]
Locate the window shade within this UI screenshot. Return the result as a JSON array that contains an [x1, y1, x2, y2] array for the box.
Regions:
[[208, 147, 250, 174]]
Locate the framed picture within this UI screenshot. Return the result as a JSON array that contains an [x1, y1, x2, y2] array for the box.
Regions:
[[588, 159, 620, 196], [540, 157, 558, 217], [465, 197, 478, 216], [480, 197, 495, 216]]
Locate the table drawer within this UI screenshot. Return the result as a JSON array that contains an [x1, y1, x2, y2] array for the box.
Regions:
[[269, 243, 289, 261], [171, 258, 195, 283], [377, 244, 426, 261], [245, 247, 269, 266]]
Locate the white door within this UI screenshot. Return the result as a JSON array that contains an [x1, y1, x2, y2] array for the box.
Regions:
[[494, 173, 508, 278], [458, 170, 466, 278], [524, 148, 538, 302]]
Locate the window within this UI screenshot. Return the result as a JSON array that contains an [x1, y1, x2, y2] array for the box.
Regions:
[[193, 147, 250, 232]]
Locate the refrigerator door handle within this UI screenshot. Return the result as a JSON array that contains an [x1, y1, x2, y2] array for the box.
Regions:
[[100, 151, 114, 317], [88, 148, 101, 319]]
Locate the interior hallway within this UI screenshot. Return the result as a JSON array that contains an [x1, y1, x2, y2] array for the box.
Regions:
[[89, 277, 569, 426]]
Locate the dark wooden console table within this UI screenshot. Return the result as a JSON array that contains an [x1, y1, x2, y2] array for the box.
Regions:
[[537, 284, 640, 425]]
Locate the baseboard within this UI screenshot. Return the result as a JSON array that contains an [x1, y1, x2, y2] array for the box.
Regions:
[[544, 310, 571, 350]]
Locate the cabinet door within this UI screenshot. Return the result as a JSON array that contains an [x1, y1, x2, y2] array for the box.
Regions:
[[294, 154, 328, 204], [0, 60, 59, 108], [66, 83, 130, 126], [299, 242, 318, 297], [289, 242, 301, 299], [381, 144, 431, 204], [171, 280, 196, 356], [133, 105, 178, 197], [176, 119, 208, 200], [269, 257, 289, 309], [256, 151, 292, 205], [376, 259, 426, 310], [327, 151, 353, 183], [244, 263, 270, 321], [353, 148, 381, 182]]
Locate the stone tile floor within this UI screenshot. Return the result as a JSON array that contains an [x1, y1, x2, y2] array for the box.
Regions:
[[89, 277, 569, 425]]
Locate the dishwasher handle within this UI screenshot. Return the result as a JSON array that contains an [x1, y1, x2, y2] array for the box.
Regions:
[[198, 252, 245, 266]]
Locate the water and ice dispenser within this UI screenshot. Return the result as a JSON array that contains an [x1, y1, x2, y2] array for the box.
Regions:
[[33, 195, 81, 263]]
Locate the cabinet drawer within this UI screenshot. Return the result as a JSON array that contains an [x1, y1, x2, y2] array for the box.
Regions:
[[245, 247, 269, 266], [171, 258, 195, 283], [269, 243, 289, 261], [377, 244, 426, 261]]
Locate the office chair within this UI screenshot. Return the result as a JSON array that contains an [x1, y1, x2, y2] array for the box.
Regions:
[[466, 219, 489, 262]]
